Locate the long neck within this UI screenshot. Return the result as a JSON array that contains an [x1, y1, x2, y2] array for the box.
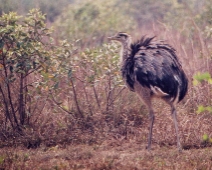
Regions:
[[120, 38, 131, 63]]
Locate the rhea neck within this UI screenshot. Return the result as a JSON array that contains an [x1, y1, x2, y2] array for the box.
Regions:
[[120, 37, 132, 63]]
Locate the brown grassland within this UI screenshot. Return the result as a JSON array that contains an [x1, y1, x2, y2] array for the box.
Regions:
[[0, 29, 212, 170], [0, 1, 212, 169], [0, 108, 212, 169]]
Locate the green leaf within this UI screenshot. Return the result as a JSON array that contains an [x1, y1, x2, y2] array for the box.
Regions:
[[41, 71, 49, 81], [208, 78, 212, 84], [197, 105, 205, 114], [0, 156, 4, 165], [192, 79, 199, 86], [203, 134, 209, 141], [205, 106, 212, 113], [194, 72, 211, 82], [62, 105, 69, 110]]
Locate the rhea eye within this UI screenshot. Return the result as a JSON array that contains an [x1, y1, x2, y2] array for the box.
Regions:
[[118, 33, 127, 38]]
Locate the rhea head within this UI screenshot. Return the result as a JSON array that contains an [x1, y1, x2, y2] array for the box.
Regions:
[[108, 32, 132, 45]]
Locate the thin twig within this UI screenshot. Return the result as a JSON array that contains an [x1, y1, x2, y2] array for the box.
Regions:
[[70, 78, 84, 118], [49, 91, 73, 115]]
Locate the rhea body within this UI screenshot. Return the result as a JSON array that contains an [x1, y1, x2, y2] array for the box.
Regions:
[[108, 32, 188, 151]]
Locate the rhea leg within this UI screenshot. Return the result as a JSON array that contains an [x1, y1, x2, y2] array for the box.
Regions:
[[171, 105, 182, 151], [146, 108, 155, 151], [134, 83, 155, 150]]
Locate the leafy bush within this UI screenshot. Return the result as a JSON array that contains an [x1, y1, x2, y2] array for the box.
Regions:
[[193, 72, 212, 114], [50, 41, 132, 117], [0, 9, 72, 129], [0, 8, 141, 148], [193, 71, 212, 144]]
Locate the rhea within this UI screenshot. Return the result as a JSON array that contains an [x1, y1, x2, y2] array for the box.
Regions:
[[108, 32, 188, 151]]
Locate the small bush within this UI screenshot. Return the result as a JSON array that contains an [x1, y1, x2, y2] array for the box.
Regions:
[[0, 9, 72, 129]]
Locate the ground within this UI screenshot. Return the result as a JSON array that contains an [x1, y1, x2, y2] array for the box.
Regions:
[[1, 101, 212, 170], [1, 141, 212, 170]]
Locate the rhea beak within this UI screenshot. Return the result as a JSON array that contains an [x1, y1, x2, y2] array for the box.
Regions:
[[107, 36, 117, 41], [107, 36, 113, 41]]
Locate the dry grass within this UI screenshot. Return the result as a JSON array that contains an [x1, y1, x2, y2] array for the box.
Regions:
[[0, 140, 212, 170], [0, 100, 212, 169], [0, 20, 212, 169]]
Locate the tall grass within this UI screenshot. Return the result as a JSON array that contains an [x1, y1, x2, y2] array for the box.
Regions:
[[0, 0, 212, 151], [2, 25, 211, 150]]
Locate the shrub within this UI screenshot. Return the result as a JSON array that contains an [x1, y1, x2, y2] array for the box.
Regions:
[[0, 9, 72, 129]]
